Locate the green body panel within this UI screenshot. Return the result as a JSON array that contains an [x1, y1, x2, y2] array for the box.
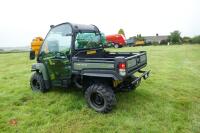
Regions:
[[41, 54, 71, 86], [140, 54, 146, 62], [127, 54, 147, 68], [73, 62, 114, 70]]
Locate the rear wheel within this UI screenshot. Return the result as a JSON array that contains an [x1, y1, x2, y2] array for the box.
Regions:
[[30, 72, 47, 93], [85, 83, 116, 113]]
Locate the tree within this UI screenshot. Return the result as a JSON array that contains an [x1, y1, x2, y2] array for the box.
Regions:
[[182, 36, 191, 44], [169, 30, 181, 44], [135, 34, 144, 41], [191, 35, 200, 44], [118, 28, 125, 37]]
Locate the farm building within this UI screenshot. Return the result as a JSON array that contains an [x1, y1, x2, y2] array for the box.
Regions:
[[144, 34, 169, 44]]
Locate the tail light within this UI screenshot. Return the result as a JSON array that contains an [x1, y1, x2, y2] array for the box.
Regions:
[[118, 63, 126, 76]]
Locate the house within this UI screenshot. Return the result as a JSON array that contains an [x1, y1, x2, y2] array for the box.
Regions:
[[144, 34, 169, 44]]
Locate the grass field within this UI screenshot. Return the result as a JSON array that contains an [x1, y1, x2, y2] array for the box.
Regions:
[[0, 45, 200, 133]]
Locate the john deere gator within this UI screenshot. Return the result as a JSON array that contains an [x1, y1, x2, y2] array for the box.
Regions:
[[29, 22, 150, 113]]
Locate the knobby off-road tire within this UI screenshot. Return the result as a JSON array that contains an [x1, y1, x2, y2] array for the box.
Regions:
[[30, 72, 47, 93], [85, 83, 116, 113]]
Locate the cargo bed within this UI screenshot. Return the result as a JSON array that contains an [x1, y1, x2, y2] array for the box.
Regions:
[[72, 49, 147, 80]]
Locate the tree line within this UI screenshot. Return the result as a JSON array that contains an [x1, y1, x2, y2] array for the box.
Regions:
[[118, 28, 200, 44], [169, 30, 200, 44]]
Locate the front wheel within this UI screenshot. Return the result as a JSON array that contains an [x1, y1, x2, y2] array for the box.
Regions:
[[30, 72, 47, 93], [85, 83, 116, 113]]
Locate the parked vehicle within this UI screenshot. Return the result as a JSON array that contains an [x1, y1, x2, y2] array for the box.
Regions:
[[106, 34, 126, 48], [135, 40, 145, 46], [126, 37, 135, 47], [29, 22, 150, 113]]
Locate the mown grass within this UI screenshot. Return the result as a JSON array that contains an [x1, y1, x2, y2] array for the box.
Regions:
[[0, 45, 200, 133]]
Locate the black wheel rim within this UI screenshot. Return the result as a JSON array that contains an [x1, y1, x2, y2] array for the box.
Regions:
[[90, 92, 104, 108], [32, 79, 40, 90]]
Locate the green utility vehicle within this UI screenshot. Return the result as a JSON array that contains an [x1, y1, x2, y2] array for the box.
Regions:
[[30, 22, 150, 113]]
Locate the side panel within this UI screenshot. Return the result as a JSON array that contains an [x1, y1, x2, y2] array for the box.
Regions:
[[126, 52, 147, 70], [81, 70, 122, 80], [127, 58, 137, 68], [73, 62, 114, 70], [44, 58, 71, 83]]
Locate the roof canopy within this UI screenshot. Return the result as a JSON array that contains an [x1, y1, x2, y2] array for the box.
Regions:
[[52, 22, 100, 33]]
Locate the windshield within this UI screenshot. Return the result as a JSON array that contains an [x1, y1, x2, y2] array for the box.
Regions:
[[75, 32, 101, 49], [40, 24, 72, 55]]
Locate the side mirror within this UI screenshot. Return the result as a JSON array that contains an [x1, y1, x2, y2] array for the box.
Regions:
[[30, 50, 35, 60], [50, 25, 54, 28]]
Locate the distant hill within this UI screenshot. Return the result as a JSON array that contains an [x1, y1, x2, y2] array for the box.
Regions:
[[0, 46, 30, 52]]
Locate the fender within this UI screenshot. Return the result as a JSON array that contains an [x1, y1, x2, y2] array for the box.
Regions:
[[31, 63, 51, 89], [31, 63, 49, 81]]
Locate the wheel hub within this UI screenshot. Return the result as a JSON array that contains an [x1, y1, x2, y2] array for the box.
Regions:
[[90, 92, 104, 108]]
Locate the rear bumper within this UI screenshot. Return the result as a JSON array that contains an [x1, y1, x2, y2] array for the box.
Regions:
[[131, 70, 150, 85], [118, 70, 150, 90]]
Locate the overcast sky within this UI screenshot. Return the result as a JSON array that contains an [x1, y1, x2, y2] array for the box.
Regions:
[[0, 0, 199, 47]]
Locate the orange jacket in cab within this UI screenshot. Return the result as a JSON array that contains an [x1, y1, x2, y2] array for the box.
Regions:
[[31, 37, 43, 56]]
